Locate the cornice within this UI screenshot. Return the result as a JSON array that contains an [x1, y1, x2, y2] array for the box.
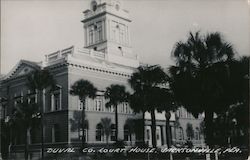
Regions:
[[82, 11, 131, 23], [67, 62, 132, 78]]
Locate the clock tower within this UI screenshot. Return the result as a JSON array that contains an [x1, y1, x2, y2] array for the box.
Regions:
[[82, 0, 138, 66]]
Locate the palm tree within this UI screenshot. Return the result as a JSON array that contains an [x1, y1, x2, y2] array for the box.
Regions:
[[165, 112, 172, 148], [129, 65, 169, 148], [169, 31, 236, 146], [104, 84, 129, 142], [157, 88, 175, 148], [129, 65, 155, 145], [70, 111, 88, 141], [100, 117, 112, 145], [70, 79, 97, 146], [27, 69, 55, 159], [128, 91, 146, 144], [12, 98, 40, 160]]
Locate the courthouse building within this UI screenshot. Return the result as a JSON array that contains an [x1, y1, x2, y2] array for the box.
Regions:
[[0, 0, 204, 157]]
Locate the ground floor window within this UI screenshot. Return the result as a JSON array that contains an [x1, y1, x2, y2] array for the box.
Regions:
[[111, 124, 116, 141], [124, 124, 130, 141], [96, 123, 103, 141], [146, 129, 150, 141], [52, 124, 60, 142], [177, 127, 184, 140], [80, 128, 88, 142]]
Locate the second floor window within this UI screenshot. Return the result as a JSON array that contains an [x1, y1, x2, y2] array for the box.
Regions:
[[54, 93, 60, 110], [94, 98, 103, 111], [51, 87, 61, 111], [27, 90, 37, 104], [14, 92, 23, 106]]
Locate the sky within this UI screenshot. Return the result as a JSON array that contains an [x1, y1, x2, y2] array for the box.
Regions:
[[1, 0, 250, 74]]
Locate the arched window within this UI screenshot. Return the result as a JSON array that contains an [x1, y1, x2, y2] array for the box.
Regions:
[[111, 124, 116, 141], [124, 124, 131, 141], [96, 123, 103, 141]]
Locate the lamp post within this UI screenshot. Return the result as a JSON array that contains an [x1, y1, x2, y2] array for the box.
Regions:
[[165, 111, 173, 160]]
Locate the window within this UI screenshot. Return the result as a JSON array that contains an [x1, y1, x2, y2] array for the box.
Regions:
[[54, 93, 60, 110], [78, 100, 83, 110], [146, 129, 150, 140], [176, 110, 180, 118], [94, 98, 103, 111], [80, 128, 88, 142], [107, 105, 114, 112], [29, 95, 36, 104], [89, 26, 94, 45], [124, 125, 130, 141], [187, 113, 190, 119], [27, 90, 37, 104], [52, 124, 60, 142], [111, 124, 116, 141], [195, 128, 200, 140], [156, 129, 160, 140], [30, 128, 38, 144], [177, 127, 184, 140], [51, 88, 61, 111], [96, 123, 103, 141], [0, 105, 3, 119], [1, 103, 7, 118], [120, 103, 130, 113], [14, 92, 23, 106], [95, 22, 102, 43], [125, 103, 129, 113], [119, 24, 126, 44]]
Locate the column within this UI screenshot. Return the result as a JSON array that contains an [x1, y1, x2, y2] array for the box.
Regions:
[[162, 125, 167, 146]]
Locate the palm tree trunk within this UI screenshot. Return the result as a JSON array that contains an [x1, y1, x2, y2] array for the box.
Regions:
[[165, 112, 172, 147], [166, 119, 171, 147], [142, 112, 145, 144], [81, 98, 86, 147], [150, 109, 156, 148], [106, 135, 108, 145], [204, 110, 214, 147], [115, 105, 118, 142]]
